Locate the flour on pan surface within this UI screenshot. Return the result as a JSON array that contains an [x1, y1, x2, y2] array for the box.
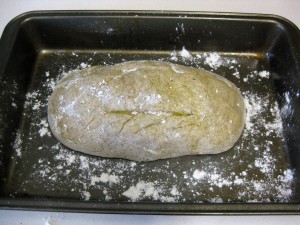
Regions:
[[9, 48, 294, 203]]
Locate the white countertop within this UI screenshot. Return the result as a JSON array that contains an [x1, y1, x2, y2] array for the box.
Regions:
[[1, 0, 300, 224]]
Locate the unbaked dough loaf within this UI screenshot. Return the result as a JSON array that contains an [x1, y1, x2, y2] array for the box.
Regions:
[[48, 60, 245, 161]]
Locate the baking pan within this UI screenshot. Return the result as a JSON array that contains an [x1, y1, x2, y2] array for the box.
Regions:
[[0, 11, 300, 214]]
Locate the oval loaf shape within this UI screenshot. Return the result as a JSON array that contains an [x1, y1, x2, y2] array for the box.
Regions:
[[48, 60, 245, 161]]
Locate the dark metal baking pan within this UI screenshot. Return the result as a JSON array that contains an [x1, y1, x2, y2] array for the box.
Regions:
[[0, 11, 300, 214]]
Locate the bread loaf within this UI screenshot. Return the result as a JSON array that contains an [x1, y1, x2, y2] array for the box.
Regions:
[[48, 60, 245, 161]]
